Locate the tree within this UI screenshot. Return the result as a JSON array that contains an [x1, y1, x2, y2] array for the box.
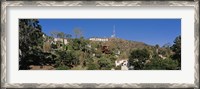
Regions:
[[171, 35, 181, 69], [43, 41, 51, 52], [155, 44, 159, 54], [87, 61, 99, 70], [160, 43, 172, 58], [50, 31, 59, 38], [73, 28, 82, 38], [56, 32, 72, 50], [71, 38, 81, 50], [155, 44, 159, 48], [19, 19, 44, 69], [95, 49, 102, 58], [144, 58, 178, 70], [98, 57, 114, 70], [55, 50, 79, 69], [162, 43, 172, 48], [128, 48, 150, 70], [65, 34, 72, 39], [57, 32, 64, 42], [70, 37, 88, 51]]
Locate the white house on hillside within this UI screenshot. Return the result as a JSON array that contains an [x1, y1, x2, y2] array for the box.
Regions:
[[115, 59, 129, 70], [115, 59, 128, 67], [54, 38, 68, 45]]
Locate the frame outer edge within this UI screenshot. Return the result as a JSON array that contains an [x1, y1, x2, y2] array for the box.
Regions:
[[1, 1, 199, 89], [1, 1, 7, 89], [194, 1, 199, 89]]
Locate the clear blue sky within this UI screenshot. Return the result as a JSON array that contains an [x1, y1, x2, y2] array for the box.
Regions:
[[38, 19, 181, 46]]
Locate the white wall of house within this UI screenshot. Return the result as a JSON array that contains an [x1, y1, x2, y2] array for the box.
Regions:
[[115, 59, 128, 67], [54, 38, 68, 45]]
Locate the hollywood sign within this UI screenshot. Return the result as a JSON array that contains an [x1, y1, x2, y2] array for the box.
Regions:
[[89, 38, 109, 42]]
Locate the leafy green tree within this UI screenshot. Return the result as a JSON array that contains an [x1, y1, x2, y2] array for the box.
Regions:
[[128, 48, 150, 70], [144, 58, 178, 70], [71, 38, 81, 50], [19, 19, 44, 69], [55, 50, 79, 69], [79, 37, 88, 51], [171, 35, 181, 69], [98, 57, 114, 70], [95, 49, 102, 58], [87, 61, 100, 70], [70, 37, 88, 52], [109, 55, 117, 63]]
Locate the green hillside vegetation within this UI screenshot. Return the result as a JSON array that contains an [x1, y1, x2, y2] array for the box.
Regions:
[[19, 19, 181, 70]]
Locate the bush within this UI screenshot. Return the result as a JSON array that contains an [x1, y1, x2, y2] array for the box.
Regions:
[[56, 65, 69, 70], [55, 50, 79, 69], [144, 58, 178, 70], [115, 66, 121, 70], [87, 62, 99, 70], [71, 65, 87, 70], [170, 35, 181, 69], [128, 48, 150, 70], [98, 57, 114, 70]]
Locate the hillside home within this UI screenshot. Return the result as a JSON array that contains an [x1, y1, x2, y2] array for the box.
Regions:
[[54, 38, 68, 45], [115, 59, 128, 67]]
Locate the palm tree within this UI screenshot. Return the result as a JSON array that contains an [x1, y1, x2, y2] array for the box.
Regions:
[[50, 31, 59, 38], [155, 44, 159, 54], [65, 34, 72, 39], [73, 28, 82, 38]]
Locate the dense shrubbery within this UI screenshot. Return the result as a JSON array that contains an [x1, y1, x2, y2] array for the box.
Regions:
[[171, 35, 181, 69], [98, 57, 114, 70], [128, 36, 181, 70], [87, 62, 99, 70], [55, 50, 79, 69], [144, 58, 178, 70], [19, 19, 45, 69], [128, 48, 150, 70]]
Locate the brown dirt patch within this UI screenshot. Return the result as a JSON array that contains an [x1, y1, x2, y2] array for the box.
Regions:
[[29, 65, 55, 70]]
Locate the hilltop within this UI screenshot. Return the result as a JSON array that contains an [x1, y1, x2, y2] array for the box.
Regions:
[[89, 37, 150, 59], [108, 38, 149, 51]]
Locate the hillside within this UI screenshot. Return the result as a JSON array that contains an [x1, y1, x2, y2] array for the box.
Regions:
[[89, 38, 150, 60], [108, 38, 149, 50]]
